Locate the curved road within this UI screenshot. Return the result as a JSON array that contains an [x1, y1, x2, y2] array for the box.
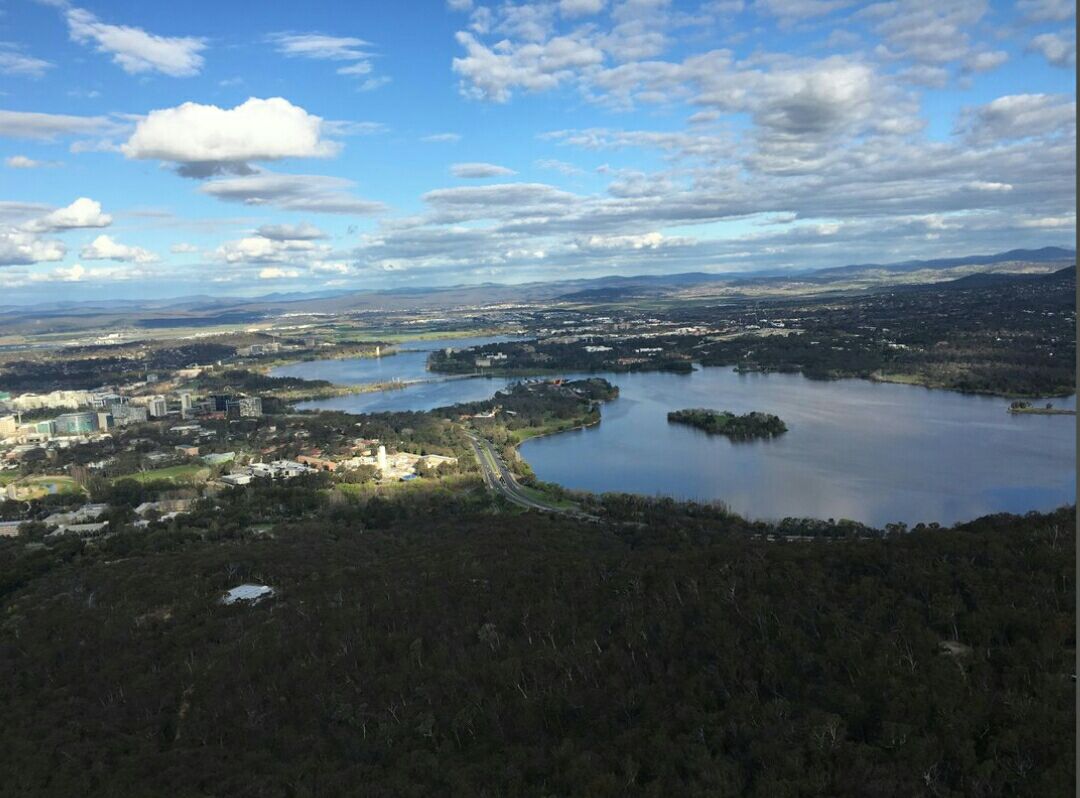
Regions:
[[464, 429, 593, 517]]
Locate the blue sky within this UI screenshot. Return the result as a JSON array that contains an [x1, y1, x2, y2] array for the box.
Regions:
[[0, 0, 1075, 303]]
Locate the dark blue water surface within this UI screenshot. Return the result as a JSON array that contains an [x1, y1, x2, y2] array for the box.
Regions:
[[277, 345, 1076, 527]]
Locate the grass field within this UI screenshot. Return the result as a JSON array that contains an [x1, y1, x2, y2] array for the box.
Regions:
[[115, 464, 210, 485], [3, 474, 84, 499]]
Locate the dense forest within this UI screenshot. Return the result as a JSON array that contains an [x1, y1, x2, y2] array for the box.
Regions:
[[0, 486, 1072, 796], [668, 409, 787, 439]]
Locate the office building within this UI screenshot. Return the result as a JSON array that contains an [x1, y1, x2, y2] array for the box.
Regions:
[[237, 396, 263, 418], [148, 395, 168, 418], [54, 412, 97, 436]]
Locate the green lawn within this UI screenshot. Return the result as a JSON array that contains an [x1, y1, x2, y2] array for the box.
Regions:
[[115, 464, 210, 485], [3, 474, 84, 499]]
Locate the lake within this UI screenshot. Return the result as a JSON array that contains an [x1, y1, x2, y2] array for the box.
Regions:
[[271, 335, 519, 413], [276, 344, 1076, 527]]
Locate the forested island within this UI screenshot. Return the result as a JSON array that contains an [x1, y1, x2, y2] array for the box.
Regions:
[[668, 408, 788, 439]]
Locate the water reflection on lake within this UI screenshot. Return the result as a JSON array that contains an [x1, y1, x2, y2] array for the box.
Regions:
[[521, 370, 1075, 527], [277, 345, 1076, 527], [271, 335, 518, 412]]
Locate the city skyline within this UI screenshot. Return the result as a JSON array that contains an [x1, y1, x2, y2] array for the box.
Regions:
[[0, 0, 1075, 303]]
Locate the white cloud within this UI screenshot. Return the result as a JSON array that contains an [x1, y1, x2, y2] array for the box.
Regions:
[[897, 64, 949, 88], [452, 30, 604, 101], [217, 235, 324, 263], [1028, 31, 1076, 67], [65, 7, 206, 77], [268, 32, 383, 83], [80, 234, 159, 263], [170, 242, 199, 254], [0, 231, 66, 266], [0, 109, 114, 140], [122, 97, 341, 177], [257, 222, 327, 240], [963, 50, 1008, 73], [535, 158, 586, 175], [28, 263, 143, 284], [0, 44, 53, 77], [22, 198, 112, 233], [6, 155, 60, 169], [755, 0, 856, 23], [258, 267, 301, 279], [447, 0, 474, 11], [959, 93, 1076, 143], [269, 32, 371, 60], [862, 0, 987, 65], [576, 231, 689, 250], [1017, 0, 1075, 21], [451, 162, 518, 178], [560, 0, 606, 17], [200, 170, 386, 215], [422, 132, 462, 142]]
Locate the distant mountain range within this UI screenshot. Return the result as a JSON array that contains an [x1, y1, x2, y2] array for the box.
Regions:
[[0, 247, 1073, 326]]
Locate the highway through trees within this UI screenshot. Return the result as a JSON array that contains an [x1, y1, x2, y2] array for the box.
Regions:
[[464, 429, 591, 517]]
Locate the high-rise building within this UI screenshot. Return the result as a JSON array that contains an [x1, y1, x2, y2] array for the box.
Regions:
[[113, 405, 149, 426], [96, 412, 114, 430], [237, 396, 263, 418], [0, 415, 16, 436], [377, 445, 388, 475], [54, 412, 97, 436], [178, 391, 193, 412], [148, 395, 168, 418], [211, 395, 232, 413]]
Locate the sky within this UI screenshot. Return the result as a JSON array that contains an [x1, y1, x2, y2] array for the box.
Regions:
[[0, 0, 1075, 304]]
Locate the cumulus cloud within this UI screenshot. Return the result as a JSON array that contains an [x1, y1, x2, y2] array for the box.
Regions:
[[575, 231, 690, 250], [22, 198, 112, 233], [122, 97, 341, 177], [65, 7, 206, 77], [258, 267, 301, 279], [80, 234, 159, 263], [0, 109, 114, 140], [200, 170, 386, 215], [1028, 31, 1076, 67], [861, 0, 988, 64], [451, 162, 518, 178], [170, 242, 200, 254], [217, 235, 325, 264], [0, 231, 66, 266], [959, 93, 1076, 143], [452, 30, 604, 101]]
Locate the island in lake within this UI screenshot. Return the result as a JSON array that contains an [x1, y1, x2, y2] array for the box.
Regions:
[[667, 408, 788, 440]]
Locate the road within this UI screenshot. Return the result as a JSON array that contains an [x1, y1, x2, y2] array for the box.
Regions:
[[464, 429, 591, 517]]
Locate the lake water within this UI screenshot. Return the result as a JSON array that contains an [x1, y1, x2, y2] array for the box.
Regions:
[[276, 344, 1076, 527], [271, 335, 519, 413]]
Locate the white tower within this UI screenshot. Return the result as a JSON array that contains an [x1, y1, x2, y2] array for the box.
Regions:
[[377, 445, 388, 475]]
